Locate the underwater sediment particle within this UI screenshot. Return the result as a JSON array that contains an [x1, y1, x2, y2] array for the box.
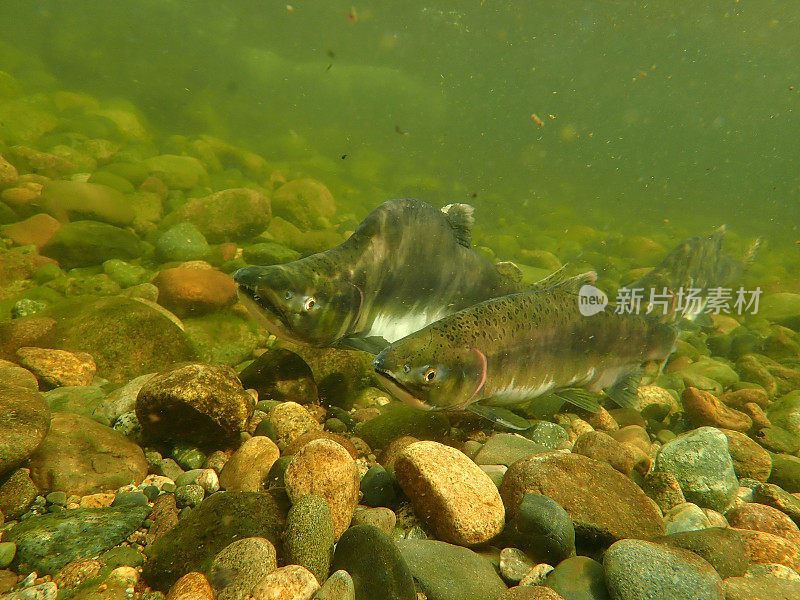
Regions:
[[135, 363, 254, 446]]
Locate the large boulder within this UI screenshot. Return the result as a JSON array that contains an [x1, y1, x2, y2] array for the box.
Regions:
[[0, 382, 49, 476]]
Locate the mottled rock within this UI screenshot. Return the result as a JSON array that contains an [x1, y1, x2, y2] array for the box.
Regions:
[[270, 179, 334, 229], [153, 267, 237, 317], [136, 363, 254, 445], [251, 564, 318, 600], [603, 539, 724, 600], [642, 471, 686, 513], [284, 432, 358, 459], [166, 572, 214, 600], [155, 222, 211, 262], [269, 402, 323, 446], [735, 528, 800, 571], [41, 220, 142, 268], [654, 426, 739, 512], [0, 360, 38, 390], [727, 503, 800, 546], [724, 574, 800, 600], [312, 570, 355, 600], [753, 483, 800, 525], [28, 412, 146, 495], [284, 494, 335, 584], [209, 537, 277, 600], [167, 188, 270, 243], [219, 436, 280, 492], [499, 547, 535, 585], [0, 382, 49, 476], [396, 538, 508, 600], [284, 439, 359, 539], [500, 452, 664, 546], [572, 430, 635, 475], [142, 491, 286, 591], [394, 440, 505, 546], [0, 468, 38, 518], [683, 387, 752, 432], [498, 587, 565, 600], [7, 505, 150, 575], [15, 347, 96, 389], [331, 525, 415, 600], [355, 403, 449, 450], [655, 527, 749, 578]]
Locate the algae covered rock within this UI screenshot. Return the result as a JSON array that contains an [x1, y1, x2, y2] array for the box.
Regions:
[[144, 154, 208, 189], [48, 296, 197, 384], [136, 363, 254, 445], [166, 188, 270, 243], [142, 491, 287, 591], [270, 178, 335, 229], [41, 220, 142, 268], [284, 493, 335, 584], [355, 403, 449, 450], [39, 180, 135, 226], [0, 382, 50, 476]]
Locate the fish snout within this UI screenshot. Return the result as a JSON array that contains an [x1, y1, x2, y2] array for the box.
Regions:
[[232, 266, 261, 287]]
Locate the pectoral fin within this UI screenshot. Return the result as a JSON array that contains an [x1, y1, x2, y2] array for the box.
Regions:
[[466, 404, 532, 431], [337, 335, 390, 355], [551, 388, 602, 413]]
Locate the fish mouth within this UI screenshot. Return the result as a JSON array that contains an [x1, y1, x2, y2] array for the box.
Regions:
[[236, 284, 301, 343], [236, 282, 284, 320], [373, 370, 433, 411]]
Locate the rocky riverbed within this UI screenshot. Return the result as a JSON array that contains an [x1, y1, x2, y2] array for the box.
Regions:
[[2, 69, 800, 600]]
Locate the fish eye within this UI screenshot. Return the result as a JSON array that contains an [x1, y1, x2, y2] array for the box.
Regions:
[[284, 291, 293, 300], [403, 364, 411, 374], [303, 296, 316, 311], [424, 367, 437, 382]]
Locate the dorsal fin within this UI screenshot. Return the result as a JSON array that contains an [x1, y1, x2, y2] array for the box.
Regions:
[[441, 203, 475, 248], [553, 271, 597, 295], [528, 264, 568, 291], [496, 261, 524, 283]]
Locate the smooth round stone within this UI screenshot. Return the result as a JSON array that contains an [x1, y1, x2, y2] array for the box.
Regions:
[[0, 381, 50, 475], [572, 431, 635, 475], [167, 571, 214, 600], [745, 563, 800, 581], [174, 469, 203, 488], [515, 493, 575, 564], [196, 469, 220, 494], [769, 453, 800, 493], [17, 345, 97, 389], [359, 465, 400, 508], [284, 439, 359, 539], [0, 542, 16, 569], [524, 422, 570, 449], [519, 564, 556, 587], [654, 426, 739, 512], [604, 539, 724, 600], [0, 359, 39, 390], [174, 484, 204, 508], [724, 574, 800, 600], [664, 502, 712, 534], [285, 494, 335, 585], [325, 418, 347, 434], [154, 458, 184, 481], [269, 402, 323, 446], [500, 547, 535, 584], [100, 546, 147, 569], [655, 527, 749, 579], [171, 443, 207, 471], [720, 429, 772, 482], [155, 222, 211, 262], [498, 586, 565, 599], [350, 507, 396, 535], [727, 503, 800, 546], [209, 537, 277, 600], [312, 570, 355, 600], [219, 436, 280, 492], [543, 556, 609, 600], [330, 525, 416, 600], [734, 528, 800, 572], [112, 491, 149, 507], [45, 491, 67, 506], [251, 564, 318, 600], [394, 440, 505, 546]]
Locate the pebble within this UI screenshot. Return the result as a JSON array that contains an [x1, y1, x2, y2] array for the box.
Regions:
[[0, 381, 50, 476], [331, 525, 415, 600], [2, 213, 60, 249], [111, 490, 149, 507], [543, 556, 608, 600], [664, 502, 712, 534], [15, 347, 96, 388], [284, 494, 335, 585], [166, 572, 214, 600], [269, 401, 323, 446], [153, 266, 237, 317], [396, 538, 509, 600], [251, 564, 319, 600], [171, 443, 207, 471], [653, 426, 739, 512], [394, 440, 505, 546], [571, 430, 635, 475], [513, 493, 575, 564], [501, 452, 664, 544], [724, 574, 800, 600], [734, 528, 800, 571], [209, 537, 277, 600], [727, 503, 800, 546], [154, 458, 184, 481], [28, 412, 148, 496], [603, 539, 724, 600], [218, 436, 279, 492], [359, 465, 400, 508], [350, 507, 396, 534], [519, 564, 555, 586], [284, 439, 359, 539], [721, 428, 773, 482], [53, 557, 103, 591], [312, 570, 355, 600], [656, 527, 749, 578], [174, 484, 204, 507], [135, 363, 255, 445], [500, 547, 536, 584]]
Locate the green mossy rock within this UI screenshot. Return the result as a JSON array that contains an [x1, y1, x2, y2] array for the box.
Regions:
[[284, 494, 335, 584], [40, 180, 135, 226], [142, 491, 287, 591], [47, 296, 197, 384], [7, 506, 151, 575], [144, 154, 208, 190], [41, 220, 142, 269], [154, 222, 211, 262], [165, 188, 270, 244], [242, 242, 300, 266], [183, 312, 262, 366], [356, 403, 449, 450]]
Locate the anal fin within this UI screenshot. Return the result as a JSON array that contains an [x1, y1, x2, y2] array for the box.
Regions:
[[466, 404, 532, 431], [552, 387, 602, 413]]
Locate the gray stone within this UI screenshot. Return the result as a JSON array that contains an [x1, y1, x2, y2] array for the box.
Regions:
[[654, 427, 739, 512], [475, 433, 548, 467], [209, 537, 277, 600], [285, 494, 335, 585], [155, 222, 210, 262], [604, 539, 724, 600], [312, 570, 355, 600], [7, 505, 151, 575], [544, 556, 609, 600], [396, 538, 508, 600], [664, 502, 712, 535], [0, 468, 39, 519], [524, 422, 571, 450], [655, 527, 749, 579], [513, 493, 575, 564], [42, 386, 109, 425]]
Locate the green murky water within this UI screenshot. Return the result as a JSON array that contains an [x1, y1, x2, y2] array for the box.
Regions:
[[3, 1, 798, 253]]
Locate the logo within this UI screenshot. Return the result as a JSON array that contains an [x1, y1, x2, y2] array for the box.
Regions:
[[578, 285, 608, 316]]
